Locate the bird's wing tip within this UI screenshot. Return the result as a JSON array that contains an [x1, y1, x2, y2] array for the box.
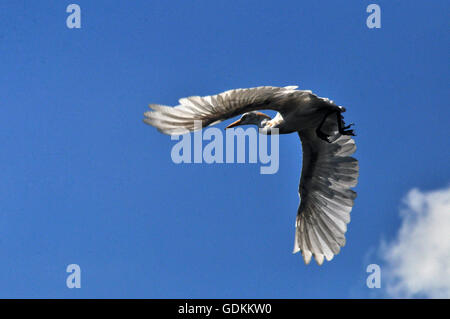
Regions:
[[302, 250, 312, 265], [314, 254, 325, 266]]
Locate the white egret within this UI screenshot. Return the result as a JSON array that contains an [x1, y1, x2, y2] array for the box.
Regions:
[[144, 86, 358, 265]]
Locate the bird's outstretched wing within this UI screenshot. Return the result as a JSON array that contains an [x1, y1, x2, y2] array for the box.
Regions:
[[144, 86, 302, 135], [295, 116, 358, 265]]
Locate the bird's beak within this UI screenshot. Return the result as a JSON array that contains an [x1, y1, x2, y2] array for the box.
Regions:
[[226, 119, 243, 129]]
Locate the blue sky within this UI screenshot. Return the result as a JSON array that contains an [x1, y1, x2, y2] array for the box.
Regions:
[[0, 1, 448, 298]]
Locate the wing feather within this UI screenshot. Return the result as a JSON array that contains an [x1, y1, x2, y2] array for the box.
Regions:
[[144, 86, 307, 135], [294, 116, 358, 265]]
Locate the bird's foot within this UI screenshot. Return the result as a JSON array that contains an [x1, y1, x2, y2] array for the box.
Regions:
[[343, 123, 354, 130], [339, 125, 356, 136], [338, 112, 356, 136]]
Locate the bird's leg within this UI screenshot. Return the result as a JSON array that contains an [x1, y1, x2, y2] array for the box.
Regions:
[[315, 111, 335, 143], [316, 128, 332, 143], [316, 111, 356, 143]]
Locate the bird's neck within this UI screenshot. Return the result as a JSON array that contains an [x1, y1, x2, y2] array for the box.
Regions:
[[258, 113, 286, 134], [257, 118, 278, 135], [258, 118, 270, 128]]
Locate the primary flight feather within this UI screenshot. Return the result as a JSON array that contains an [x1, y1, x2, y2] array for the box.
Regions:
[[144, 86, 359, 265]]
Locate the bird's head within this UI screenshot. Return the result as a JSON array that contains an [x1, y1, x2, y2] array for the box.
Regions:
[[226, 111, 271, 129]]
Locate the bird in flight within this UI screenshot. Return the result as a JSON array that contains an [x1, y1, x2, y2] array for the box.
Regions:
[[144, 86, 359, 265]]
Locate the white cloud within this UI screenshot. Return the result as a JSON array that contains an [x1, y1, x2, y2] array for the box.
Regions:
[[380, 185, 450, 298]]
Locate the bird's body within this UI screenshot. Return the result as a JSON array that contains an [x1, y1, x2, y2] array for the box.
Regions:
[[144, 86, 358, 265]]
